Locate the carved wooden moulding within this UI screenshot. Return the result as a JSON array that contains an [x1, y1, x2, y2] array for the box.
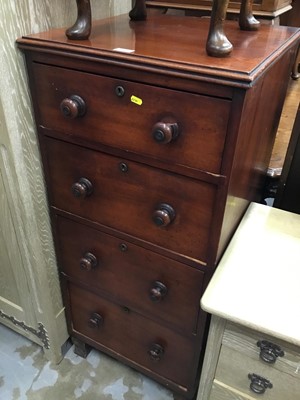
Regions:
[[66, 0, 260, 57]]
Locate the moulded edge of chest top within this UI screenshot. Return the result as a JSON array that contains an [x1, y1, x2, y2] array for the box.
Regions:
[[18, 44, 239, 100], [16, 13, 300, 93]]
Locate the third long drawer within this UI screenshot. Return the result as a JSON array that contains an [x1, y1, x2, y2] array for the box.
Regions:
[[56, 215, 205, 336]]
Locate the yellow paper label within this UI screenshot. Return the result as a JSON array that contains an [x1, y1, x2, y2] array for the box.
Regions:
[[131, 95, 143, 106]]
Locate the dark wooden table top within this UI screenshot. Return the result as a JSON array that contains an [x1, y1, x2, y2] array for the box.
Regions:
[[18, 14, 300, 87]]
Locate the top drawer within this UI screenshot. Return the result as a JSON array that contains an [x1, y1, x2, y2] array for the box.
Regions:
[[31, 63, 230, 174]]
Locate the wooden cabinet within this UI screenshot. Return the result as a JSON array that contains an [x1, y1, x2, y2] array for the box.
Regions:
[[198, 203, 300, 400], [17, 14, 300, 399], [199, 317, 300, 400], [146, 0, 292, 13]]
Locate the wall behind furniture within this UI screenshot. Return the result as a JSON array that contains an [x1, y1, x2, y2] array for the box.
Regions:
[[0, 0, 130, 363]]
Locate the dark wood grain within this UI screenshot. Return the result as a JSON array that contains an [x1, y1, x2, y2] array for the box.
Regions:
[[146, 0, 292, 12], [31, 62, 231, 175], [17, 15, 299, 85], [56, 215, 204, 335], [17, 13, 300, 400], [68, 281, 198, 390], [45, 136, 215, 263]]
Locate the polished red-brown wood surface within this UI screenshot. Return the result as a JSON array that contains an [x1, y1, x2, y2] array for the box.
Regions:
[[18, 14, 299, 85], [68, 282, 197, 389], [46, 137, 215, 262], [17, 13, 300, 400], [146, 0, 292, 12], [56, 216, 204, 335]]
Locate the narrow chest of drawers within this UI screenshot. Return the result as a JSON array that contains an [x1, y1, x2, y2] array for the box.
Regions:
[[17, 14, 300, 400]]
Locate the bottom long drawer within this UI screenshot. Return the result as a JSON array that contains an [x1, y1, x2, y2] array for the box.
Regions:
[[67, 282, 198, 389]]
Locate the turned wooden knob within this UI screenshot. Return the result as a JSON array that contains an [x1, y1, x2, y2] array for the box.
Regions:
[[60, 95, 86, 119], [71, 177, 93, 198], [150, 281, 168, 302], [152, 203, 176, 227], [88, 312, 103, 329], [148, 343, 164, 362], [80, 252, 98, 271], [152, 122, 179, 144]]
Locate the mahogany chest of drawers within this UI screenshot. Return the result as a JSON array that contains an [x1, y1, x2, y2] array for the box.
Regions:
[[17, 14, 300, 399]]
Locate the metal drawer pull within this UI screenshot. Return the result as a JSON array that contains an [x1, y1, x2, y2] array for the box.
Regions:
[[248, 373, 273, 394], [80, 252, 98, 271], [148, 343, 164, 362], [257, 340, 284, 364], [71, 177, 93, 198]]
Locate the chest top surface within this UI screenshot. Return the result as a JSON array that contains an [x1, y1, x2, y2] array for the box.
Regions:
[[201, 202, 300, 346], [17, 14, 300, 87]]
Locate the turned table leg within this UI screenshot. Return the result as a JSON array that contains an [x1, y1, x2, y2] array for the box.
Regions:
[[206, 0, 232, 57], [66, 0, 147, 40], [66, 0, 91, 40], [239, 0, 260, 30], [206, 0, 259, 57], [129, 0, 147, 21]]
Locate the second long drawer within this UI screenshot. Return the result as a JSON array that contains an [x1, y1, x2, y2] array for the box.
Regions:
[[45, 136, 216, 262]]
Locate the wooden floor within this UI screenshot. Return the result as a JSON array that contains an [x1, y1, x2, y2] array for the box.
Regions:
[[269, 76, 300, 176]]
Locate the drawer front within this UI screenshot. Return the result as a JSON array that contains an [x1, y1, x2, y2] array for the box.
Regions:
[[46, 137, 216, 261], [68, 282, 197, 388], [33, 63, 230, 174], [223, 322, 300, 380], [215, 345, 300, 400], [210, 379, 256, 400], [56, 216, 204, 334], [147, 0, 292, 13]]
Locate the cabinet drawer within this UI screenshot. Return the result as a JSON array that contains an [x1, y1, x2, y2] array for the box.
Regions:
[[33, 63, 230, 174], [56, 216, 204, 334], [210, 379, 261, 400], [68, 282, 197, 388], [45, 137, 216, 262], [223, 322, 300, 380], [214, 345, 300, 399]]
